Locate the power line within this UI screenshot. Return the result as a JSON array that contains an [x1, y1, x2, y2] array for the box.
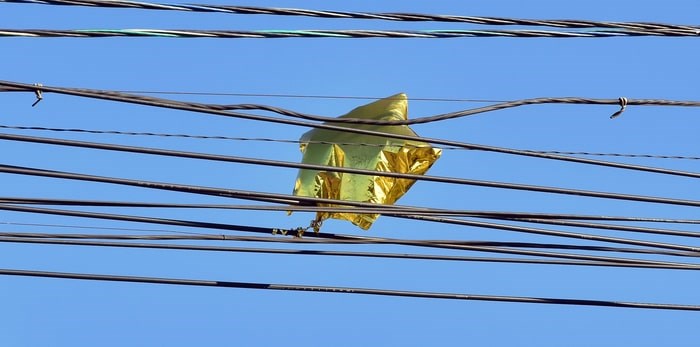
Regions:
[[1, 28, 699, 39], [3, 80, 699, 178], [1, 236, 697, 270], [4, 124, 700, 160], [2, 203, 693, 266], [3, 0, 697, 32], [7, 163, 700, 246], [112, 92, 507, 103], [3, 231, 695, 258], [6, 197, 700, 239], [3, 268, 699, 311], [8, 84, 700, 128], [5, 138, 700, 209]]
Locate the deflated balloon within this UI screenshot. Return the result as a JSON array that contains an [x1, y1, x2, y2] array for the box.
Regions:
[[292, 93, 441, 230]]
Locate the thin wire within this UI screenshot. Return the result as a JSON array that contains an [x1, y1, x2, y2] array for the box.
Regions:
[[2, 203, 694, 266], [6, 197, 700, 239], [113, 92, 507, 103], [3, 0, 698, 31], [3, 268, 699, 311], [4, 124, 700, 160], [0, 28, 699, 39], [1, 236, 697, 270], [3, 81, 699, 178]]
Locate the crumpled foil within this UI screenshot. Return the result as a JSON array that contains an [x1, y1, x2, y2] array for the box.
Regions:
[[292, 93, 442, 230]]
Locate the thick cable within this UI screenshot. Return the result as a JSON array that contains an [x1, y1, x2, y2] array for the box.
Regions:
[[2, 0, 698, 31], [1, 28, 699, 39], [2, 268, 699, 311]]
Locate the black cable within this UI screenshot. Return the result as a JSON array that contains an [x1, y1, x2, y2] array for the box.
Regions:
[[3, 268, 698, 311], [497, 217, 700, 239], [4, 133, 700, 207], [4, 164, 700, 252], [6, 197, 700, 239], [5, 161, 700, 213], [5, 197, 700, 225], [1, 203, 692, 266], [2, 231, 695, 258], [4, 236, 697, 269], [398, 214, 700, 253], [3, 81, 698, 179]]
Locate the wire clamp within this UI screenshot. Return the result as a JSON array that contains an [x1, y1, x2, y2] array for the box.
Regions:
[[610, 97, 628, 119], [32, 83, 44, 107]]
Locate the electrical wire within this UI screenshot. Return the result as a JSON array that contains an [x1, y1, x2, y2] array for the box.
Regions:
[[1, 236, 697, 270], [3, 268, 699, 311], [5, 133, 700, 207], [3, 0, 698, 32], [2, 231, 695, 258], [7, 163, 700, 248], [3, 80, 699, 178], [2, 203, 694, 266], [4, 124, 700, 160], [112, 92, 507, 103], [6, 197, 700, 239], [6, 196, 700, 222], [10, 82, 700, 126], [1, 28, 699, 39]]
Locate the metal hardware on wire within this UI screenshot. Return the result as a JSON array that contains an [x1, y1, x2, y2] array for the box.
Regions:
[[31, 83, 42, 107], [610, 97, 628, 119]]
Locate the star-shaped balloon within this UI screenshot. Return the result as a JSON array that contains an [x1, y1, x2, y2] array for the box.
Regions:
[[292, 93, 442, 231]]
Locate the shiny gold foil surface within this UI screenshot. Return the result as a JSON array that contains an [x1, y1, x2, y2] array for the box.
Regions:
[[292, 93, 442, 230]]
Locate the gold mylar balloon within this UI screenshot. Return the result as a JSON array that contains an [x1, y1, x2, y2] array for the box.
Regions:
[[292, 93, 441, 231]]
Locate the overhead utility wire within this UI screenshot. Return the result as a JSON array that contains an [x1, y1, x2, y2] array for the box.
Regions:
[[392, 213, 700, 253], [3, 200, 700, 264], [5, 231, 696, 258], [5, 124, 700, 160], [112, 92, 507, 103], [6, 197, 700, 239], [1, 28, 699, 39], [1, 203, 692, 266], [6, 163, 700, 250], [4, 132, 700, 207], [2, 0, 698, 32], [3, 268, 699, 311], [3, 81, 699, 178], [1, 236, 696, 270], [7, 196, 700, 224], [11, 81, 700, 127]]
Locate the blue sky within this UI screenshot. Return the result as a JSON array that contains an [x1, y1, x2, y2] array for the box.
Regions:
[[2, 1, 700, 346]]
